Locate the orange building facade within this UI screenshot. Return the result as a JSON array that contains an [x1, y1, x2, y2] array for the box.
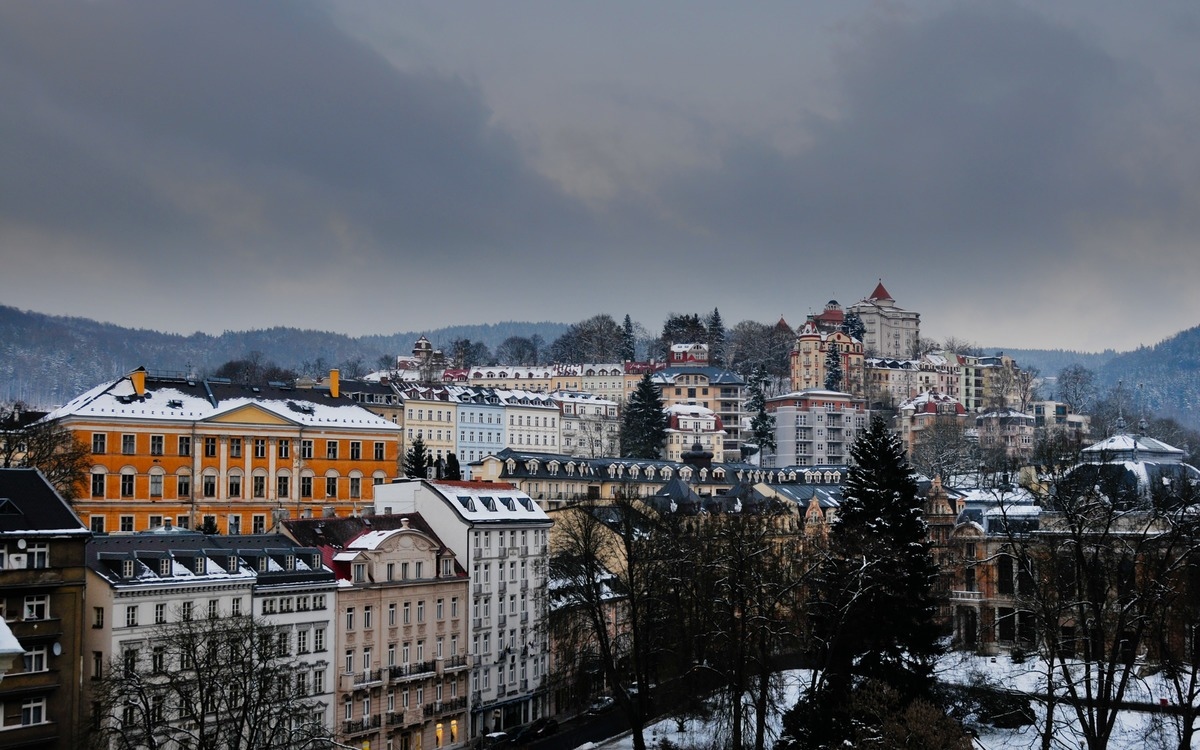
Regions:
[[46, 368, 402, 534]]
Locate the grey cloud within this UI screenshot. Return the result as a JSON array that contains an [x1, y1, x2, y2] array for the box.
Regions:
[[0, 0, 588, 269]]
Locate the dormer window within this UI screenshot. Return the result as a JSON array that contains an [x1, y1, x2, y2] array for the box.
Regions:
[[159, 559, 171, 577], [257, 557, 268, 572], [122, 559, 135, 578], [228, 556, 239, 572], [194, 556, 205, 574], [285, 555, 295, 571], [353, 563, 367, 583]]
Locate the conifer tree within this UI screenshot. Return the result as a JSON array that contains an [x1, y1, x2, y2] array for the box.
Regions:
[[619, 372, 667, 459], [844, 312, 866, 342], [707, 307, 726, 366], [621, 314, 637, 362], [444, 453, 462, 481], [823, 345, 843, 391], [782, 415, 944, 748], [746, 365, 776, 455], [403, 436, 432, 479]]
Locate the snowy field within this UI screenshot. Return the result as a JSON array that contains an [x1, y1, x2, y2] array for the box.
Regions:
[[592, 653, 1194, 750]]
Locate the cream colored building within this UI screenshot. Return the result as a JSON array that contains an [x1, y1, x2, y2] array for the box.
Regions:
[[847, 280, 920, 359]]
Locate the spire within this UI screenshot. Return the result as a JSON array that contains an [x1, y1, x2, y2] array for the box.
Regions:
[[868, 278, 893, 302]]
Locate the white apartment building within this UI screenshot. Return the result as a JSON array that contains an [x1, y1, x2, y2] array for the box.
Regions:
[[374, 480, 552, 739], [766, 390, 870, 467]]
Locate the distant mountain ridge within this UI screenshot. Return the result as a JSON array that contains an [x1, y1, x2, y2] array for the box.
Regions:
[[0, 305, 566, 408], [2, 304, 1196, 430]]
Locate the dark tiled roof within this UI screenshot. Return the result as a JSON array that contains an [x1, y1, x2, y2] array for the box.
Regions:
[[0, 468, 89, 535], [283, 514, 442, 549]]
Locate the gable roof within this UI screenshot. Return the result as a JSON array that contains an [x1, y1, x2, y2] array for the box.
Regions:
[[0, 468, 89, 536]]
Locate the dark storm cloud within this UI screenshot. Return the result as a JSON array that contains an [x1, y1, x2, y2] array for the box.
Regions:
[[658, 3, 1176, 258], [0, 0, 586, 267]]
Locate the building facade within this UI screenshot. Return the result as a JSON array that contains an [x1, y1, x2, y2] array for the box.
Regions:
[[766, 390, 869, 467], [847, 280, 921, 359], [47, 368, 402, 534]]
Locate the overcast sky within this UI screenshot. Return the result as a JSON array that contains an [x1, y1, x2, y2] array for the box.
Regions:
[[3, 1, 1198, 353]]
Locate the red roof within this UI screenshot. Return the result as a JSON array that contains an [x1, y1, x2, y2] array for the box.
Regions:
[[868, 280, 893, 301]]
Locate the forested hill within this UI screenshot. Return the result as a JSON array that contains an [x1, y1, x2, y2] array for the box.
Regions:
[[0, 305, 566, 408], [3, 304, 1197, 429], [1001, 325, 1200, 428]]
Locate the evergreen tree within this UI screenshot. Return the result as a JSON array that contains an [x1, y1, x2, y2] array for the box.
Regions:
[[403, 436, 432, 479], [619, 372, 667, 459], [444, 453, 462, 481], [621, 314, 637, 362], [785, 415, 943, 748], [706, 307, 726, 366], [823, 345, 843, 391], [745, 365, 776, 455], [844, 312, 866, 342]]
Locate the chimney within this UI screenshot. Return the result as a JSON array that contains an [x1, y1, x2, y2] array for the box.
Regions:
[[131, 367, 147, 396], [330, 369, 340, 398]]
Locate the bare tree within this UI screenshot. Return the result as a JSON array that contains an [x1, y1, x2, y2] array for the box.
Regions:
[[1, 401, 90, 499], [1056, 364, 1097, 414], [908, 416, 979, 486], [88, 610, 329, 750]]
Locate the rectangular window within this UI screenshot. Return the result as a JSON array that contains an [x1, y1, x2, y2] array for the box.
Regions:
[[315, 628, 326, 652], [21, 697, 46, 726], [229, 474, 242, 498], [403, 603, 411, 625], [389, 603, 397, 626], [93, 606, 104, 628], [350, 441, 362, 460], [277, 475, 290, 498], [181, 601, 193, 621], [203, 474, 216, 498], [92, 433, 107, 454], [364, 605, 373, 629], [374, 442, 386, 461], [24, 645, 47, 673], [417, 601, 425, 623], [253, 475, 266, 498], [150, 473, 163, 497], [350, 477, 361, 499], [120, 473, 134, 497], [301, 476, 312, 498], [204, 436, 217, 457], [230, 437, 242, 458], [177, 474, 191, 497], [326, 440, 339, 459], [346, 607, 355, 630], [252, 514, 265, 534], [178, 436, 191, 456], [436, 599, 444, 620], [301, 439, 313, 459], [120, 515, 134, 532], [122, 433, 136, 454], [325, 476, 337, 498], [91, 473, 105, 497], [254, 439, 266, 458], [278, 439, 290, 458], [155, 603, 165, 624], [125, 604, 138, 627], [353, 563, 367, 583], [150, 434, 164, 455]]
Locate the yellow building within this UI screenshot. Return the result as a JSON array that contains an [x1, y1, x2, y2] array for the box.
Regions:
[[789, 320, 865, 396], [46, 367, 402, 534]]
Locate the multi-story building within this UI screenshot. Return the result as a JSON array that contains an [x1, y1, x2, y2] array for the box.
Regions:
[[651, 364, 745, 455], [0, 469, 90, 750], [893, 390, 968, 455], [466, 368, 556, 393], [975, 410, 1037, 462], [864, 354, 960, 409], [766, 390, 870, 467], [46, 368, 403, 534], [574, 366, 626, 405], [84, 531, 336, 747], [499, 391, 559, 454], [847, 280, 921, 359], [453, 389, 507, 473], [789, 320, 865, 396], [284, 515, 470, 750], [373, 480, 552, 739], [1028, 400, 1090, 445], [551, 392, 620, 459], [663, 404, 726, 463], [399, 385, 460, 468]]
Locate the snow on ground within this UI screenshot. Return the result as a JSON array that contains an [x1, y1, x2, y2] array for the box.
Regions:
[[593, 654, 1193, 750]]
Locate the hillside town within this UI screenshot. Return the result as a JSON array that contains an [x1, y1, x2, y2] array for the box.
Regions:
[[2, 281, 1198, 750]]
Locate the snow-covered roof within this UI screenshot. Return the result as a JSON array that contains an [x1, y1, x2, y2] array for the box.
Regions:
[[426, 480, 551, 524], [1082, 433, 1185, 464], [47, 369, 401, 431], [0, 618, 23, 658]]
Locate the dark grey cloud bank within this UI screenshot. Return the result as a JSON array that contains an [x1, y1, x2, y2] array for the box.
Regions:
[[2, 1, 1198, 351]]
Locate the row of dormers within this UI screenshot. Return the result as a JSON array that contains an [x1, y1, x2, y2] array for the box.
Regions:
[[94, 545, 324, 581]]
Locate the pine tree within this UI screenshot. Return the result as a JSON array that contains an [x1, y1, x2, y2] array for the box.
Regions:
[[619, 372, 667, 459], [443, 453, 462, 481], [844, 312, 866, 342], [823, 344, 843, 391], [786, 415, 944, 747], [403, 436, 432, 479], [707, 307, 726, 366], [745, 365, 776, 455], [621, 314, 637, 362]]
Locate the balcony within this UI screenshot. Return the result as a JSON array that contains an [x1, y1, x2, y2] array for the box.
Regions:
[[444, 654, 469, 670], [386, 711, 408, 727], [950, 590, 983, 602], [422, 696, 467, 718], [342, 715, 381, 735], [388, 661, 436, 681]]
